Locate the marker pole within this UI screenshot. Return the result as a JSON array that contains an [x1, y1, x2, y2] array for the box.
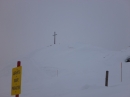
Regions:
[[121, 62, 122, 82], [16, 61, 21, 97]]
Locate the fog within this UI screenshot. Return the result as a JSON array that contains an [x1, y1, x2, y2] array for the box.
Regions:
[[0, 0, 130, 63]]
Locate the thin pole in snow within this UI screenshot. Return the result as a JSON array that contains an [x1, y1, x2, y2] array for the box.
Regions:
[[121, 62, 122, 82], [15, 61, 21, 97]]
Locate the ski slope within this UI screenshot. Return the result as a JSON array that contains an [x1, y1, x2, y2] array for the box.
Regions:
[[0, 43, 130, 97]]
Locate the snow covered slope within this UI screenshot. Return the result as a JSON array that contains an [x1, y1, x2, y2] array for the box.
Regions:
[[0, 43, 130, 97]]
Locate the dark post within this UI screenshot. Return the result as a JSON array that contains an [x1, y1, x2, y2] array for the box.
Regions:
[[105, 71, 109, 86], [53, 32, 57, 44]]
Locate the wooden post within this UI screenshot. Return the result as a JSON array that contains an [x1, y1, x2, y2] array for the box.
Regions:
[[53, 32, 57, 44], [105, 71, 109, 86], [16, 61, 21, 97], [121, 62, 122, 82]]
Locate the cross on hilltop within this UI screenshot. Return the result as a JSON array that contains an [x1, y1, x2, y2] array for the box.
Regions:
[[53, 32, 57, 44]]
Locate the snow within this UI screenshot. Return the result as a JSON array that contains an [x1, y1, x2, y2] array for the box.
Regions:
[[0, 43, 130, 97]]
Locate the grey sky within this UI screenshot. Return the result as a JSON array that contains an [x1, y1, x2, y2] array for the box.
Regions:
[[0, 0, 130, 63]]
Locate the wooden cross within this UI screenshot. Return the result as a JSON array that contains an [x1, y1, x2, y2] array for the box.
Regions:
[[53, 32, 57, 44]]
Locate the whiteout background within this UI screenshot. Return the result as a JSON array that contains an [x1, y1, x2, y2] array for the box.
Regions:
[[0, 0, 130, 63]]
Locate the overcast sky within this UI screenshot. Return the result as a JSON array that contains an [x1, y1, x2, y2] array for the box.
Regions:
[[0, 0, 130, 63]]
